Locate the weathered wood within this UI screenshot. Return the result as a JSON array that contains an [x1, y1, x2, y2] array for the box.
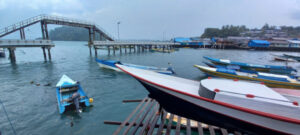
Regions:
[[186, 119, 191, 135], [8, 47, 16, 63], [138, 104, 157, 135], [112, 98, 148, 135], [94, 46, 97, 56], [47, 47, 51, 60], [156, 112, 167, 135], [130, 101, 155, 134], [175, 116, 181, 135], [122, 99, 153, 135], [146, 107, 161, 135], [165, 114, 174, 135], [197, 122, 204, 135], [113, 46, 116, 55], [42, 47, 47, 61]]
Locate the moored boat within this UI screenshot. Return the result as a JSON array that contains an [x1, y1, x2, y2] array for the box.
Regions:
[[95, 58, 175, 75], [194, 65, 300, 89], [116, 64, 300, 134], [283, 54, 300, 61], [56, 75, 91, 114], [203, 56, 297, 75]]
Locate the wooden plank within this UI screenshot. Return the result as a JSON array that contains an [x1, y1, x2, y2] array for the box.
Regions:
[[129, 100, 156, 135], [175, 116, 181, 135], [112, 98, 147, 135], [197, 122, 204, 135], [234, 131, 242, 135], [186, 119, 191, 135], [146, 105, 161, 135], [156, 111, 167, 135], [138, 103, 158, 135], [165, 114, 174, 135], [122, 99, 153, 135], [220, 128, 228, 135], [208, 126, 216, 135]]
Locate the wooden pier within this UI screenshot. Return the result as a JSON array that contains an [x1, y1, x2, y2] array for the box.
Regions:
[[104, 97, 243, 135], [0, 40, 54, 63], [92, 41, 179, 56]]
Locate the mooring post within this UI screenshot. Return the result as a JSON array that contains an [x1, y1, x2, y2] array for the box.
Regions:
[[134, 45, 136, 52], [8, 48, 16, 63], [113, 46, 116, 55], [108, 46, 110, 55], [129, 45, 132, 53], [142, 46, 144, 52], [119, 45, 122, 54], [42, 47, 47, 61], [47, 47, 51, 61], [94, 46, 98, 56], [125, 46, 127, 53]]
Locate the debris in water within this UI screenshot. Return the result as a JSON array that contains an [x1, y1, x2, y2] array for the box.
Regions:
[[44, 83, 51, 86], [36, 83, 40, 86], [30, 81, 34, 84]]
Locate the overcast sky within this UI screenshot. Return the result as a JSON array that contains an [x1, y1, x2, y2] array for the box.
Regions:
[[1, 0, 300, 40]]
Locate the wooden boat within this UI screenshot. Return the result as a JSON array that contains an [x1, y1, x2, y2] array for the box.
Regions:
[[274, 56, 297, 62], [283, 54, 300, 61], [56, 75, 91, 114], [194, 65, 300, 89], [203, 56, 297, 75], [116, 64, 300, 134], [95, 58, 175, 75]]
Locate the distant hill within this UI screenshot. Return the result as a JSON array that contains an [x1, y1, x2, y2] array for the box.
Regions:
[[49, 26, 100, 41]]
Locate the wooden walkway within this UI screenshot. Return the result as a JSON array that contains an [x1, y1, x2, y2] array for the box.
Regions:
[[104, 98, 243, 135]]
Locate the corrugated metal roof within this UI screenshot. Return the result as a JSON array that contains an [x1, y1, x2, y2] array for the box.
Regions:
[[174, 37, 191, 42], [250, 40, 270, 44]]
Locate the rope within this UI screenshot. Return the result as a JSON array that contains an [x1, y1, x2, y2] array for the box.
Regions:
[[0, 98, 17, 135]]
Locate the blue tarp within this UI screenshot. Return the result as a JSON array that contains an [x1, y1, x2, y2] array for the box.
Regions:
[[248, 40, 270, 47], [174, 37, 191, 43]]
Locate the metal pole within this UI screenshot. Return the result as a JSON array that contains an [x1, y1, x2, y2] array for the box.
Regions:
[[45, 23, 49, 40], [117, 21, 121, 40]]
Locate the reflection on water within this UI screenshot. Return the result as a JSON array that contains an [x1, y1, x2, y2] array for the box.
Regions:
[[0, 41, 299, 134]]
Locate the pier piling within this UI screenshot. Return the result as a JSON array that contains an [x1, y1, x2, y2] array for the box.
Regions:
[[42, 47, 47, 61], [47, 47, 51, 60], [8, 48, 16, 63]]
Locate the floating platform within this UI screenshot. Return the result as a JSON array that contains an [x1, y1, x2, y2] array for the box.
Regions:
[[104, 97, 243, 135]]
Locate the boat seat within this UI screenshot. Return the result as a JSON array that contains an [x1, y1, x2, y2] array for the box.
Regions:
[[60, 86, 79, 93]]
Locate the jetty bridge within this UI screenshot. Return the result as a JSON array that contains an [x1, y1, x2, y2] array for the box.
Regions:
[[0, 14, 177, 62]]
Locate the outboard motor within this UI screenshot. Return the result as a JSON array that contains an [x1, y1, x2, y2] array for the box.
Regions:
[[167, 63, 175, 74]]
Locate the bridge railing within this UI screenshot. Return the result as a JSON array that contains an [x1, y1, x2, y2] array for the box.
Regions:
[[0, 14, 114, 40], [92, 40, 180, 45], [0, 39, 54, 46]]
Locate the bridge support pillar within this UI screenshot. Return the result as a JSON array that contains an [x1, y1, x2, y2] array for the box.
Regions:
[[8, 48, 16, 63], [129, 45, 132, 53], [134, 45, 136, 52], [119, 45, 122, 54], [142, 46, 144, 52], [45, 23, 49, 39], [107, 46, 110, 55], [47, 47, 52, 61], [20, 28, 25, 40], [42, 47, 47, 61], [113, 46, 116, 55], [94, 46, 98, 56], [125, 46, 127, 53]]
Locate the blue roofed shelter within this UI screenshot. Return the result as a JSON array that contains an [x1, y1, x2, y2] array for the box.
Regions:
[[174, 37, 191, 45], [248, 40, 270, 47]]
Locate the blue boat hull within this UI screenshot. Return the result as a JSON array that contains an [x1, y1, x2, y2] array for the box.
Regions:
[[56, 84, 90, 114], [96, 58, 174, 75], [204, 56, 296, 75]]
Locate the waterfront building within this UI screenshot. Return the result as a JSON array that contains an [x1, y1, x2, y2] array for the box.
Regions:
[[248, 40, 270, 47]]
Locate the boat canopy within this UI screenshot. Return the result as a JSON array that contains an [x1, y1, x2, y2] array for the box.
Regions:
[[56, 75, 77, 87]]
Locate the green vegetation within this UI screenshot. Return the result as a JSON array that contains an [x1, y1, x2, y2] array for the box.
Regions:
[[49, 26, 100, 41], [201, 23, 300, 38], [201, 25, 248, 38]]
